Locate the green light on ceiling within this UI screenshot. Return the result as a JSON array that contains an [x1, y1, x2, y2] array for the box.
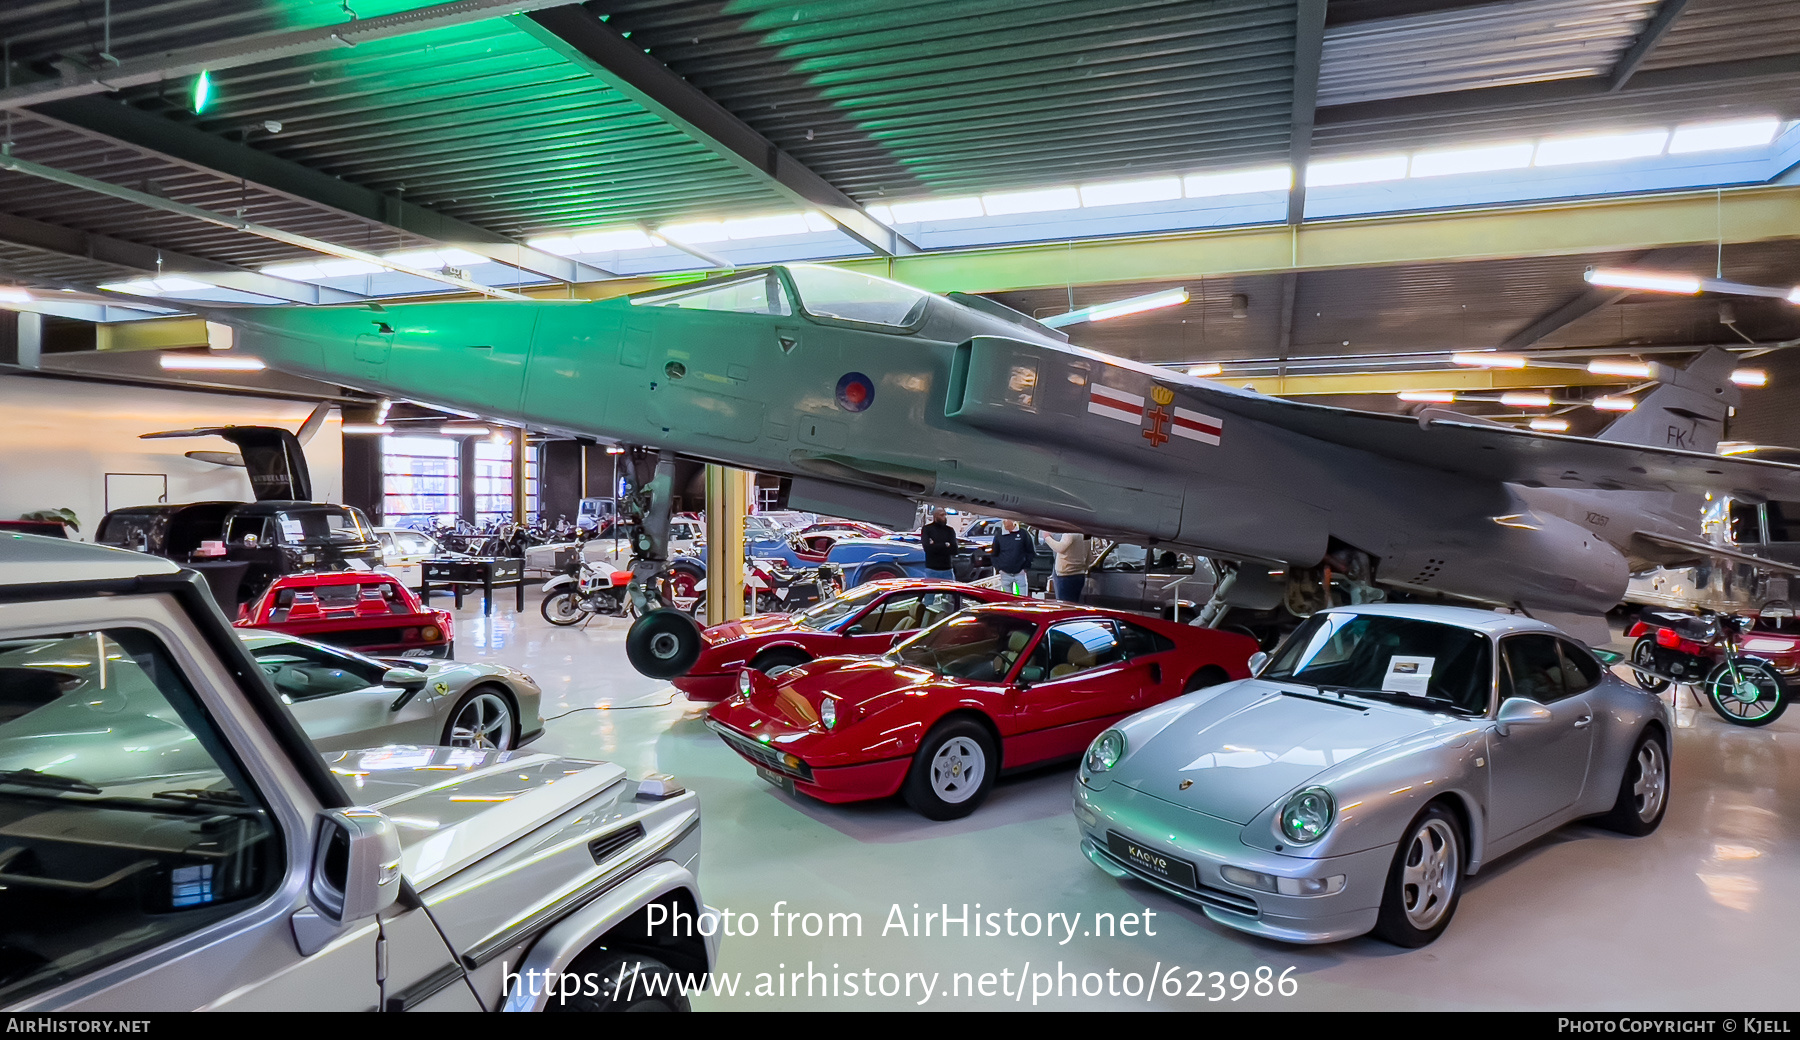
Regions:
[[192, 71, 213, 115]]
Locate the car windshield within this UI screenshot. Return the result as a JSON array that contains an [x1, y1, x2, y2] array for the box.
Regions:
[[796, 585, 884, 630], [784, 264, 932, 327], [273, 508, 371, 547], [888, 612, 1040, 681], [1262, 613, 1492, 715]]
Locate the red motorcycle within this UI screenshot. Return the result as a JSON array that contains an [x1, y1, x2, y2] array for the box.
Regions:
[[1626, 607, 1791, 727]]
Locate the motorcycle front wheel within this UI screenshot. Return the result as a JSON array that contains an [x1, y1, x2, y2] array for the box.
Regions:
[[1703, 655, 1790, 727], [541, 590, 587, 627]]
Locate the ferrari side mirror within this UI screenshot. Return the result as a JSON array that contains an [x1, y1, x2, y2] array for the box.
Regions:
[[384, 669, 428, 712]]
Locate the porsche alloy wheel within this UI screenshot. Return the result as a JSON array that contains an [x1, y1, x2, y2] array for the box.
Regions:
[[1598, 730, 1669, 835], [903, 719, 997, 820], [443, 687, 517, 751], [1373, 804, 1463, 947]]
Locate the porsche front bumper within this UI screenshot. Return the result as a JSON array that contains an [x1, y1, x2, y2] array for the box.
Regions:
[[1073, 779, 1394, 944]]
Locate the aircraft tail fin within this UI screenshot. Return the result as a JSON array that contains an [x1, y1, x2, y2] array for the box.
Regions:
[[1595, 346, 1740, 454]]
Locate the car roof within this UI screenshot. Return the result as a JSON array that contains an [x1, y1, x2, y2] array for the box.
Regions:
[[266, 570, 404, 586], [961, 601, 1160, 623], [0, 531, 181, 585], [1312, 602, 1563, 636]]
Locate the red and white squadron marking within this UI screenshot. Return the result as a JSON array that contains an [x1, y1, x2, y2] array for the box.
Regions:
[[1087, 384, 1145, 424]]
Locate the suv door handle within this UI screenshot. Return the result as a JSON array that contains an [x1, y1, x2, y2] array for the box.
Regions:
[[1573, 715, 1592, 728]]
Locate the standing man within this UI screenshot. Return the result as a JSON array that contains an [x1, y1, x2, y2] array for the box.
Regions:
[[1043, 531, 1092, 602], [989, 519, 1033, 597], [920, 507, 958, 580]]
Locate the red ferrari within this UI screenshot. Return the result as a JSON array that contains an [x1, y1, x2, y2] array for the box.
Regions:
[[706, 602, 1258, 819], [673, 579, 1020, 701], [235, 571, 455, 659]]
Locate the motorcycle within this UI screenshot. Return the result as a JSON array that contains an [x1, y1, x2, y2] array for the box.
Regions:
[[1626, 607, 1790, 726], [745, 559, 844, 614], [540, 544, 633, 626]]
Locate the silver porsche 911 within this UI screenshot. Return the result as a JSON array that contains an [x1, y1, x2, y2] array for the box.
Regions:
[[239, 630, 544, 752], [1074, 604, 1670, 947]]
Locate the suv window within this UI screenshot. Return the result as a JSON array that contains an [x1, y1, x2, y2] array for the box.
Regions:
[[0, 629, 280, 1004]]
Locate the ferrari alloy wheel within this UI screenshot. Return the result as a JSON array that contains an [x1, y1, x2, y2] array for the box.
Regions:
[[541, 590, 585, 626], [1628, 637, 1670, 693], [443, 687, 517, 751], [1597, 729, 1669, 836], [903, 718, 997, 820], [1703, 656, 1789, 727], [1373, 804, 1463, 947]]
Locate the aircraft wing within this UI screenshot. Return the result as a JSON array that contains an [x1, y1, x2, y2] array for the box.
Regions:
[[1629, 530, 1800, 576], [1174, 382, 1800, 500]]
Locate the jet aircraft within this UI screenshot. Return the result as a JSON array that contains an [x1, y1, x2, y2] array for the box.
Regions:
[[209, 263, 1800, 672]]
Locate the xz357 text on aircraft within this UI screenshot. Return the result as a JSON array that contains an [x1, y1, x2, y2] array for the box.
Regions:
[[210, 263, 1800, 669]]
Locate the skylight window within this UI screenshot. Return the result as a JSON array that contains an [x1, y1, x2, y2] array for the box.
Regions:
[[1079, 178, 1183, 207], [1183, 166, 1291, 197], [722, 213, 812, 239], [100, 276, 211, 294], [1668, 118, 1781, 155], [1409, 142, 1534, 178], [658, 221, 730, 244], [864, 204, 895, 225], [572, 228, 655, 252], [888, 197, 985, 223], [1305, 155, 1409, 187], [1533, 129, 1668, 166], [981, 187, 1081, 215], [383, 248, 486, 269]]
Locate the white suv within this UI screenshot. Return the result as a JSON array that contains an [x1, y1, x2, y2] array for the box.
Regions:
[[0, 534, 712, 1011]]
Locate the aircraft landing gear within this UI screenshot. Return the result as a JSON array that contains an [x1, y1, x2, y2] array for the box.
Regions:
[[619, 448, 705, 680], [1285, 548, 1387, 617]]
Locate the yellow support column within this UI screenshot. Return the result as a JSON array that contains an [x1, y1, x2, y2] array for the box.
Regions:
[[510, 428, 527, 525], [705, 465, 748, 625]]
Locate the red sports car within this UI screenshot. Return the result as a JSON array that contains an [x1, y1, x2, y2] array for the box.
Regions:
[[673, 579, 1020, 701], [706, 602, 1259, 819], [235, 571, 455, 659]]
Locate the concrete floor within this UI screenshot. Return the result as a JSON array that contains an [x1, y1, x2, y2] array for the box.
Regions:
[[441, 594, 1800, 1011]]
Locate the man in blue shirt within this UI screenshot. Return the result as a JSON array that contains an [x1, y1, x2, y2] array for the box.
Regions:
[[989, 519, 1033, 597]]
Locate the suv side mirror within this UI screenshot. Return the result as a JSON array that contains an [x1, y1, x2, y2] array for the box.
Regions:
[[1247, 651, 1269, 676], [310, 808, 403, 926], [1495, 696, 1552, 736]]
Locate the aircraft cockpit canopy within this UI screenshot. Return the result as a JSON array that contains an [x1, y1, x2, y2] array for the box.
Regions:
[[629, 264, 932, 329]]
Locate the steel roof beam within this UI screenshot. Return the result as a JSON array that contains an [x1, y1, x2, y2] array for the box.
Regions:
[[1498, 245, 1708, 350], [1608, 0, 1690, 92], [1287, 0, 1328, 225], [27, 98, 612, 284], [0, 0, 584, 110], [0, 210, 365, 304], [0, 153, 532, 299], [516, 6, 917, 257]]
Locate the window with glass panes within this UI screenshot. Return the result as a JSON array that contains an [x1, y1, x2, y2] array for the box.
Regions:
[[383, 436, 459, 526]]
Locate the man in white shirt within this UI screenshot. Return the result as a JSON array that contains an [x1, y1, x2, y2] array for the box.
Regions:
[[1042, 531, 1092, 603]]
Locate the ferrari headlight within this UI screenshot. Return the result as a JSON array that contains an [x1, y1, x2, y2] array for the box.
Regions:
[[736, 669, 754, 696], [1085, 729, 1125, 773], [819, 697, 837, 729], [1278, 787, 1335, 845]]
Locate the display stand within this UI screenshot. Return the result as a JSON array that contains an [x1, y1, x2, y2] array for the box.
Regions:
[[420, 557, 526, 616]]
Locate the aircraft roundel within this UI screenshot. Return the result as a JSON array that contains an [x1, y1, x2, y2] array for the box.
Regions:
[[836, 372, 876, 412]]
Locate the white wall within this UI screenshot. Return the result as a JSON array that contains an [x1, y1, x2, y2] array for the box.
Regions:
[[0, 374, 343, 541]]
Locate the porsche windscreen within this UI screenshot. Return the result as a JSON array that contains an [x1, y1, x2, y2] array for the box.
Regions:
[[888, 612, 1039, 681], [1262, 613, 1492, 715]]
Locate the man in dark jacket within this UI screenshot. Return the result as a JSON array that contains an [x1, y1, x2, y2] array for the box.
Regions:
[[989, 519, 1033, 597], [920, 507, 957, 580]]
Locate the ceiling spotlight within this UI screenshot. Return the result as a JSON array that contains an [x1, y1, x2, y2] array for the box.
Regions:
[[1731, 368, 1768, 387], [1529, 418, 1570, 432], [1584, 268, 1703, 295], [439, 423, 494, 436], [1185, 362, 1222, 378], [1398, 390, 1457, 403], [159, 354, 265, 371], [262, 120, 283, 134], [1788, 287, 1800, 305], [1593, 396, 1637, 412], [375, 398, 393, 424], [1586, 358, 1653, 378], [1500, 392, 1554, 408], [1451, 352, 1528, 369], [340, 424, 393, 435]]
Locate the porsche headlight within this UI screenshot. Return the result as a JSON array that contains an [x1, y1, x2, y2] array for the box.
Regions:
[[1085, 729, 1125, 773], [819, 697, 837, 729], [1278, 787, 1335, 845]]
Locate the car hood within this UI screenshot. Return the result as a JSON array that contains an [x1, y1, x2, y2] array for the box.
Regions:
[[704, 613, 802, 645], [324, 745, 625, 889], [1116, 681, 1454, 824], [727, 656, 932, 728]]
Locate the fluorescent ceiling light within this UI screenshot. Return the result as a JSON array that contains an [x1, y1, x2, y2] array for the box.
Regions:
[[1305, 155, 1408, 187], [1398, 390, 1457, 403], [0, 288, 30, 303], [723, 213, 812, 239], [1183, 166, 1291, 198], [1409, 142, 1534, 178], [1079, 178, 1182, 207], [889, 197, 984, 223], [1534, 129, 1668, 167], [340, 423, 393, 435], [1451, 352, 1528, 369], [1185, 363, 1223, 378], [1668, 118, 1781, 155], [439, 423, 493, 436], [1044, 288, 1189, 328], [1584, 268, 1701, 294], [1731, 369, 1768, 387], [1529, 418, 1570, 432], [1586, 358, 1654, 377], [1789, 287, 1800, 305], [981, 187, 1081, 216], [1593, 396, 1637, 411], [160, 354, 265, 371], [657, 221, 729, 244], [1501, 392, 1554, 408]]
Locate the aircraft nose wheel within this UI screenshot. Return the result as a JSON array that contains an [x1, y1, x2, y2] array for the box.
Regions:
[[627, 608, 704, 679]]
